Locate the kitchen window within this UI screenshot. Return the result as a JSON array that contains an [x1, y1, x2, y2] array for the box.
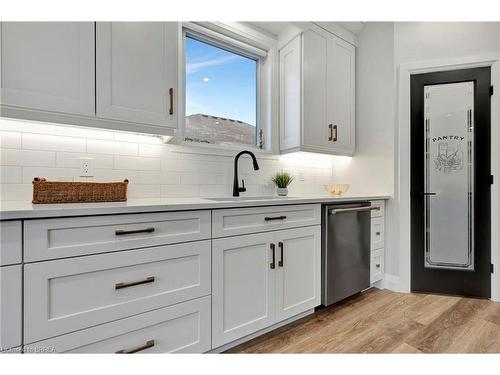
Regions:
[[182, 27, 268, 150]]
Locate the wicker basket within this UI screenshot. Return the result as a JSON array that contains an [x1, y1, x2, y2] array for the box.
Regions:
[[32, 178, 129, 204]]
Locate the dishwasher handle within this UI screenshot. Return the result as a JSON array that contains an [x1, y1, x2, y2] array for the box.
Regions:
[[328, 206, 379, 215]]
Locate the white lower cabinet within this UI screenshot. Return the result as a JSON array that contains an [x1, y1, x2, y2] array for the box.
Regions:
[[0, 265, 22, 352], [24, 240, 211, 344], [24, 296, 211, 353], [212, 225, 321, 348]]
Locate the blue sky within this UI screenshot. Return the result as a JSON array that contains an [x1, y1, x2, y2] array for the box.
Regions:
[[185, 36, 257, 126]]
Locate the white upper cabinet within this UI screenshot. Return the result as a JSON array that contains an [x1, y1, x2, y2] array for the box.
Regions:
[[96, 22, 178, 130], [279, 24, 355, 156], [0, 22, 95, 116]]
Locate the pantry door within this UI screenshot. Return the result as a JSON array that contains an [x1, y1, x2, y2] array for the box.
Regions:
[[410, 67, 491, 298]]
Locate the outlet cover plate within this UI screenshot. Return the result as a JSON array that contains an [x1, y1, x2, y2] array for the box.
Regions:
[[79, 157, 94, 177]]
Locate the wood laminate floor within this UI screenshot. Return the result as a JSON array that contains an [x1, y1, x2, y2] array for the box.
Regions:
[[225, 288, 500, 353]]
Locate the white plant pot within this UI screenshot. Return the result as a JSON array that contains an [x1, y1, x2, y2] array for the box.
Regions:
[[276, 187, 289, 196]]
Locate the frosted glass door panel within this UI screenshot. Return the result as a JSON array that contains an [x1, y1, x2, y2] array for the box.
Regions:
[[424, 82, 474, 270]]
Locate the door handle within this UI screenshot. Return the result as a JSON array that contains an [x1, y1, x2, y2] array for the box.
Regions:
[[329, 206, 377, 215], [278, 242, 284, 267], [168, 88, 174, 115], [115, 227, 155, 236], [328, 124, 333, 141], [116, 340, 155, 354], [115, 276, 155, 290], [270, 243, 276, 269]]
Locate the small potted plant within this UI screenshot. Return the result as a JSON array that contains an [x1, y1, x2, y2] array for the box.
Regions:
[[272, 171, 294, 196]]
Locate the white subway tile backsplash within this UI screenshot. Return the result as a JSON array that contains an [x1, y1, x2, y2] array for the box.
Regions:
[[0, 131, 22, 149], [0, 184, 33, 201], [180, 172, 228, 185], [0, 118, 56, 135], [22, 133, 86, 153], [55, 126, 114, 140], [161, 158, 199, 172], [161, 184, 200, 198], [22, 167, 79, 183], [55, 152, 114, 169], [113, 132, 161, 145], [87, 139, 138, 156], [0, 166, 22, 184], [114, 155, 161, 171], [1, 149, 56, 167], [128, 184, 162, 199], [93, 169, 138, 183], [0, 120, 337, 201]]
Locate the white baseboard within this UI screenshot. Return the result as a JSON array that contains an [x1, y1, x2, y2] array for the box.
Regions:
[[382, 274, 404, 292]]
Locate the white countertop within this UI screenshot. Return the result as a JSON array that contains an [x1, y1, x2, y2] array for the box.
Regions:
[[0, 194, 391, 220]]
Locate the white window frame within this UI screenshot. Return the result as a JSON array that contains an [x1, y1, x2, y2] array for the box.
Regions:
[[173, 22, 278, 156]]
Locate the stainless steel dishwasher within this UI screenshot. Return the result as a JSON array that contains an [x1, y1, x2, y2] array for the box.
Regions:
[[321, 202, 374, 306]]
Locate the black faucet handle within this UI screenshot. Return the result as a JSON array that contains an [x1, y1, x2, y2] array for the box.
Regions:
[[239, 179, 246, 192]]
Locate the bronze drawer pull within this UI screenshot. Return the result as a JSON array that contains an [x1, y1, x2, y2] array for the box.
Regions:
[[264, 215, 287, 221], [115, 276, 155, 290], [116, 339, 155, 354], [333, 124, 338, 142], [328, 124, 333, 141], [270, 243, 276, 269], [169, 88, 174, 115], [115, 227, 155, 236], [278, 241, 284, 267]]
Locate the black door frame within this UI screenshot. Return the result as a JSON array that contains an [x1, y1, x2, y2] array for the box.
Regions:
[[410, 67, 491, 298]]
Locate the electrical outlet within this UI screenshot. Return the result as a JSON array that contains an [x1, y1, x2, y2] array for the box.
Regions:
[[79, 157, 94, 177]]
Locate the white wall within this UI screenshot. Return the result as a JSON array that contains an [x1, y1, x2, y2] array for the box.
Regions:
[[0, 118, 341, 201], [395, 22, 500, 64]]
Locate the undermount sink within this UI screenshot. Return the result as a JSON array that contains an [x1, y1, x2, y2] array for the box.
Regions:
[[204, 196, 292, 202]]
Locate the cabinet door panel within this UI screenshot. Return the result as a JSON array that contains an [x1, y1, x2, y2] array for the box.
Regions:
[[212, 232, 275, 348], [96, 22, 178, 128], [275, 226, 321, 321], [0, 22, 95, 115], [302, 27, 329, 150], [279, 35, 302, 151], [327, 35, 355, 153]]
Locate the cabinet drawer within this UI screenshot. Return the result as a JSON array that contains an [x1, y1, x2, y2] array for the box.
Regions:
[[370, 249, 384, 283], [212, 204, 321, 238], [0, 265, 22, 351], [370, 200, 385, 218], [24, 240, 211, 344], [370, 216, 385, 250], [24, 296, 211, 353], [0, 221, 22, 266], [24, 210, 211, 262]]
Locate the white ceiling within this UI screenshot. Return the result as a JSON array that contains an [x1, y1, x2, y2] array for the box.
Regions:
[[247, 21, 365, 37]]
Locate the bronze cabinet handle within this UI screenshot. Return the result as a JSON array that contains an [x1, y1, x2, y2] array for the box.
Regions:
[[115, 276, 155, 290], [116, 340, 155, 354], [328, 124, 333, 141], [333, 124, 338, 142], [169, 88, 174, 115], [264, 215, 287, 221], [270, 243, 276, 269], [375, 264, 381, 269], [115, 227, 155, 236], [278, 241, 284, 267]]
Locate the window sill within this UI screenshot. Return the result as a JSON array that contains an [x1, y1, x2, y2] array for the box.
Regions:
[[168, 141, 279, 159]]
